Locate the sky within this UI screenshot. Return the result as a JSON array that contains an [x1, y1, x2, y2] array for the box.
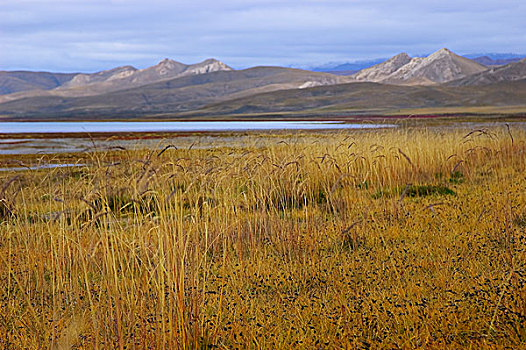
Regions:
[[1, 0, 525, 72]]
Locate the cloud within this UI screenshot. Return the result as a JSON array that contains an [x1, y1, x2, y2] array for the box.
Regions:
[[0, 0, 525, 71]]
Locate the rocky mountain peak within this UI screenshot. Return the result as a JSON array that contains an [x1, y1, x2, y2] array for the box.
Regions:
[[357, 48, 488, 85], [433, 48, 452, 55], [62, 65, 138, 87], [157, 58, 178, 66], [387, 53, 412, 66], [351, 52, 412, 82], [394, 52, 411, 60], [426, 48, 458, 62], [183, 59, 233, 75], [153, 59, 186, 75], [35, 58, 233, 95], [198, 58, 232, 68], [201, 58, 222, 64]]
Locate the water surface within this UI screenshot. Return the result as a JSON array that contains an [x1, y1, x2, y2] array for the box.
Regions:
[[0, 163, 84, 172], [0, 121, 393, 134]]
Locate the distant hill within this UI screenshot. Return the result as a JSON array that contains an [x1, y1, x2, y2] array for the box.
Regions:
[[449, 59, 526, 86], [309, 59, 386, 73], [351, 49, 487, 85], [0, 58, 234, 104], [1, 72, 526, 119], [60, 65, 139, 88], [191, 79, 526, 117], [471, 56, 524, 66], [2, 51, 526, 120], [58, 58, 233, 95], [0, 67, 350, 118], [385, 49, 487, 85], [0, 71, 77, 95], [464, 53, 526, 61], [319, 70, 359, 76], [305, 53, 525, 74]]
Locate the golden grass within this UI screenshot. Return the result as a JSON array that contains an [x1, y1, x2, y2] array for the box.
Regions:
[[0, 126, 525, 348]]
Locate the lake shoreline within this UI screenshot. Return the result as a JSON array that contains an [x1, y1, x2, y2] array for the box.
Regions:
[[0, 120, 395, 136], [2, 112, 525, 123], [1, 120, 525, 155]]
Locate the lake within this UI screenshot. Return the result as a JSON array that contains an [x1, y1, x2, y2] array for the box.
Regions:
[[0, 121, 395, 155], [0, 120, 523, 157], [0, 121, 394, 134]]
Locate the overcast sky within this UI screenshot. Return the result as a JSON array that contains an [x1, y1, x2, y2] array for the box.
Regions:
[[1, 0, 525, 72]]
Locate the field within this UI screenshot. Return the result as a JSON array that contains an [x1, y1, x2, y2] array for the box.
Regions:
[[1, 125, 525, 348]]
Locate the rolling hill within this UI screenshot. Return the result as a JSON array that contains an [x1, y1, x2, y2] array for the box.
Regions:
[[1, 50, 526, 120], [0, 58, 234, 104], [448, 59, 526, 86], [0, 71, 78, 95], [189, 79, 526, 117], [0, 67, 350, 118], [471, 56, 524, 66]]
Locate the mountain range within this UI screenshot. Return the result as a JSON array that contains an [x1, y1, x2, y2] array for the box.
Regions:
[[0, 58, 233, 101], [309, 58, 386, 76], [1, 49, 525, 120], [471, 56, 523, 66], [350, 49, 487, 85]]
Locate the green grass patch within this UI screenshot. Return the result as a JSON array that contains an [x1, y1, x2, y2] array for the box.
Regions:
[[373, 184, 456, 199]]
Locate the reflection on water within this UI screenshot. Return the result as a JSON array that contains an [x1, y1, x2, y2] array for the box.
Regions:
[[0, 163, 85, 172], [0, 121, 393, 134]]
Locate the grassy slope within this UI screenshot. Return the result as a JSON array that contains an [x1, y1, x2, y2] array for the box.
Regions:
[[1, 73, 526, 120], [192, 79, 526, 117], [0, 127, 525, 348], [0, 67, 348, 118], [449, 59, 526, 86], [0, 71, 78, 95]]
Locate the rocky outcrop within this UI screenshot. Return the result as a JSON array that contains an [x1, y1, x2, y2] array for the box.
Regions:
[[352, 53, 412, 82], [352, 48, 487, 85]]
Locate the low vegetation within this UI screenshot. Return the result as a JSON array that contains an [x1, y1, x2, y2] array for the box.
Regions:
[[0, 126, 525, 348]]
